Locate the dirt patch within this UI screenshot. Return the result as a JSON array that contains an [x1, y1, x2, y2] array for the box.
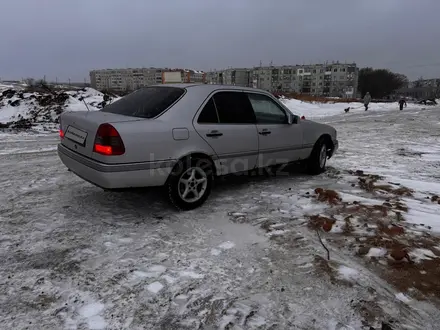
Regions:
[[306, 171, 440, 303], [308, 215, 335, 231], [352, 172, 414, 197], [314, 188, 342, 205], [387, 257, 440, 299]]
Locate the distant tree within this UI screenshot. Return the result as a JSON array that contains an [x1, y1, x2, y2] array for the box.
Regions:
[[413, 76, 424, 88], [24, 78, 35, 86], [435, 79, 440, 98], [358, 68, 408, 99]]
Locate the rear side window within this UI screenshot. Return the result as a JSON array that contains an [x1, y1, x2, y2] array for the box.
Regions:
[[213, 91, 256, 124], [197, 98, 219, 123], [101, 87, 185, 118]]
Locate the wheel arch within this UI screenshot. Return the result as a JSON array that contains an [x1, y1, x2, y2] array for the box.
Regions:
[[316, 134, 334, 153], [171, 152, 219, 177]]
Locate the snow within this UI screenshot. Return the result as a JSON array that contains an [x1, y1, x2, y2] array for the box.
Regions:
[[179, 270, 205, 279], [78, 302, 107, 330], [404, 199, 440, 232], [337, 265, 359, 282], [146, 281, 164, 294], [78, 302, 105, 318], [408, 248, 438, 263], [0, 86, 119, 130], [281, 97, 427, 119], [396, 292, 412, 304], [366, 247, 388, 258], [0, 100, 440, 328], [218, 241, 235, 249]]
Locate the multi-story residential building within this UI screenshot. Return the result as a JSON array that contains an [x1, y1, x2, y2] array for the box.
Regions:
[[206, 68, 252, 87], [206, 62, 359, 97], [182, 69, 206, 83], [90, 68, 206, 92]]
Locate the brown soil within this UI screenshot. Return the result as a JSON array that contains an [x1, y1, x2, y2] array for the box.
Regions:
[[307, 170, 440, 303]]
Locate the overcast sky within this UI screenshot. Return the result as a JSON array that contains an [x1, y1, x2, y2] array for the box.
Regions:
[[1, 0, 440, 82]]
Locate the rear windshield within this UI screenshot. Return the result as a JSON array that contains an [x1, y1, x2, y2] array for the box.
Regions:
[[100, 87, 185, 118]]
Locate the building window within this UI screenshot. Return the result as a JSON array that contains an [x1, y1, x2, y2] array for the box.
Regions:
[[333, 68, 338, 72], [313, 70, 316, 73]]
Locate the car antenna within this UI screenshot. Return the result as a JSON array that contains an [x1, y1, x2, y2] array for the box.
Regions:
[[79, 95, 90, 111], [82, 98, 90, 111]]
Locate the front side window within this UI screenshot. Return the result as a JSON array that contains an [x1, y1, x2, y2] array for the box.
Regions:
[[247, 93, 287, 124]]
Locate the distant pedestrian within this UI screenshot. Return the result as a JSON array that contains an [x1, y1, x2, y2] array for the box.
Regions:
[[398, 97, 407, 111], [363, 92, 371, 111]]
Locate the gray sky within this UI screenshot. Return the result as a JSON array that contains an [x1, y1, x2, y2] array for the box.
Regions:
[[1, 0, 440, 82]]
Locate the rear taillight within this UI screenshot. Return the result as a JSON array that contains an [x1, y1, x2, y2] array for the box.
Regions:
[[59, 118, 64, 139], [93, 123, 125, 156]]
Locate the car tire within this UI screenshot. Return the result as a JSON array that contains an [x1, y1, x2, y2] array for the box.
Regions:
[[307, 138, 329, 175], [167, 157, 213, 210]]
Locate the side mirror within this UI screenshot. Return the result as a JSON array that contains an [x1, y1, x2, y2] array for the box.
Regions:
[[288, 113, 298, 124]]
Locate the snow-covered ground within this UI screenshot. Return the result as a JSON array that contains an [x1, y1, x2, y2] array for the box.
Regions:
[[0, 101, 440, 329], [0, 85, 118, 131], [280, 97, 432, 118]]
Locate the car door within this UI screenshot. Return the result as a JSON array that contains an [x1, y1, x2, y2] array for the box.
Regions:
[[193, 90, 259, 175], [246, 92, 303, 168]]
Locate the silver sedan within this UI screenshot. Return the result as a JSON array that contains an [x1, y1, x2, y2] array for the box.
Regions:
[[58, 84, 338, 210]]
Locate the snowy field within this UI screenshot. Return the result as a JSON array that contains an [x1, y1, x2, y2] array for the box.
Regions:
[[0, 102, 440, 329]]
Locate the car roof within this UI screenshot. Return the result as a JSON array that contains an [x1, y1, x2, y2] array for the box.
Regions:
[[150, 83, 269, 94]]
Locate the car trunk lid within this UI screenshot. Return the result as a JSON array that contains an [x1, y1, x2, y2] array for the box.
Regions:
[[60, 111, 141, 158]]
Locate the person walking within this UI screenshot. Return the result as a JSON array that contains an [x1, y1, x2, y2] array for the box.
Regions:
[[363, 92, 371, 111], [398, 97, 407, 111]]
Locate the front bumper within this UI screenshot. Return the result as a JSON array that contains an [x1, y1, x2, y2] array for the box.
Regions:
[[57, 144, 174, 189]]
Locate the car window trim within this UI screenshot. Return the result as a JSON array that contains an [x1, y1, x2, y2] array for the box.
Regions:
[[196, 97, 220, 125], [194, 89, 257, 125], [149, 86, 188, 119], [246, 91, 290, 124]]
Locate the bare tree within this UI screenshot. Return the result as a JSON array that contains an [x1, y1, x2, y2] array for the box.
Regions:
[[413, 76, 424, 88], [24, 78, 35, 87]]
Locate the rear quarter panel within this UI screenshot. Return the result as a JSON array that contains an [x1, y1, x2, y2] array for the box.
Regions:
[[94, 119, 216, 165]]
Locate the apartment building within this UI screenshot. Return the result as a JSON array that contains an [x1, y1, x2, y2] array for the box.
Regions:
[[206, 62, 359, 97], [90, 68, 206, 92], [206, 68, 252, 87]]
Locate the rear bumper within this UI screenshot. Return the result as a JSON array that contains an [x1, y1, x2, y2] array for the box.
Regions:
[[57, 144, 174, 189]]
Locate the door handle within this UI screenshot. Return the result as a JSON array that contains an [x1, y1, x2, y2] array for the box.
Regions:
[[206, 131, 223, 137], [259, 130, 271, 135]]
